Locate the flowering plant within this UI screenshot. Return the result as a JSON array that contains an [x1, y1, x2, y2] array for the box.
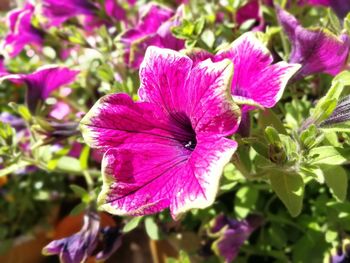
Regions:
[[1, 0, 350, 262]]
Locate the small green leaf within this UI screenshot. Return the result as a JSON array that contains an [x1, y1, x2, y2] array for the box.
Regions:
[[322, 165, 348, 201], [258, 109, 287, 134], [123, 216, 144, 233], [70, 184, 88, 197], [0, 160, 30, 177], [70, 202, 86, 216], [234, 186, 258, 219], [144, 217, 160, 240], [79, 146, 90, 170], [269, 170, 304, 217], [309, 146, 350, 165], [345, 13, 350, 35], [201, 29, 215, 48], [56, 156, 81, 173], [265, 126, 281, 144]]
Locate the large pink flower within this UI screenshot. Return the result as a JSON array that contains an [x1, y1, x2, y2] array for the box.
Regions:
[[188, 32, 300, 111], [80, 47, 240, 219]]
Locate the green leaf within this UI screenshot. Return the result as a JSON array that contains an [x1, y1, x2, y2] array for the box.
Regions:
[[320, 121, 350, 133], [269, 170, 304, 217], [8, 102, 31, 122], [194, 17, 205, 36], [69, 184, 88, 197], [309, 146, 350, 165], [265, 126, 281, 144], [79, 146, 90, 170], [258, 109, 287, 134], [201, 29, 215, 48], [0, 160, 30, 177], [299, 165, 324, 184], [310, 71, 350, 125], [234, 186, 259, 219], [345, 13, 350, 35], [166, 250, 191, 263], [322, 165, 348, 201], [325, 8, 341, 34], [144, 217, 160, 240], [69, 202, 86, 216], [96, 64, 115, 83], [56, 156, 82, 173], [123, 216, 144, 233]]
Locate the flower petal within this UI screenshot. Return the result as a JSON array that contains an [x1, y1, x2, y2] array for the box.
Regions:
[[105, 0, 125, 20], [170, 136, 238, 218], [185, 48, 215, 67], [79, 93, 185, 150], [98, 136, 237, 219], [98, 143, 188, 216], [4, 4, 43, 57], [138, 46, 193, 111], [42, 211, 100, 263], [138, 3, 174, 34], [277, 7, 350, 77], [139, 46, 240, 136], [2, 66, 78, 112], [42, 0, 97, 27], [216, 32, 300, 108], [186, 58, 240, 136]]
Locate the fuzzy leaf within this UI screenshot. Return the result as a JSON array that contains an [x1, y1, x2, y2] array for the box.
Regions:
[[269, 170, 304, 217], [322, 165, 348, 201]]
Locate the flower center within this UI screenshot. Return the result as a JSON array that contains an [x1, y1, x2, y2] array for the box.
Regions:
[[184, 139, 196, 150], [170, 112, 197, 151]]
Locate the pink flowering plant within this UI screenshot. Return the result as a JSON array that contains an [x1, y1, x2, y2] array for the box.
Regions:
[[1, 0, 350, 262]]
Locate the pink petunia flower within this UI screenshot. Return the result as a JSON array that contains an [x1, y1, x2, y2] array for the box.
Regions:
[[119, 3, 184, 69], [1, 66, 79, 113], [210, 214, 263, 262], [3, 2, 44, 57], [277, 7, 350, 78], [41, 0, 127, 29], [80, 47, 240, 219], [188, 32, 300, 111], [236, 0, 265, 31]]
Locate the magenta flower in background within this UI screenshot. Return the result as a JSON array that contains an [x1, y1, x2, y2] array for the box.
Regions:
[[277, 7, 350, 78], [189, 32, 300, 111], [41, 0, 97, 27], [105, 0, 126, 21], [119, 3, 184, 69], [49, 101, 71, 120], [1, 66, 79, 113], [80, 47, 240, 219], [42, 211, 122, 263], [3, 3, 44, 57], [236, 0, 264, 31], [41, 0, 126, 29], [210, 214, 263, 262], [303, 0, 350, 20]]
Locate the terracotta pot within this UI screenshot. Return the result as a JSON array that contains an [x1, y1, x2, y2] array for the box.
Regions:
[[0, 229, 50, 263], [149, 232, 201, 263]]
